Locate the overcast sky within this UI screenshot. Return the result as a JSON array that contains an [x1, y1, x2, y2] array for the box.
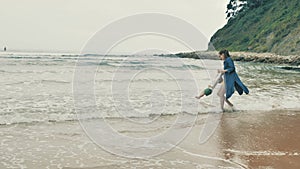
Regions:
[[0, 0, 228, 54]]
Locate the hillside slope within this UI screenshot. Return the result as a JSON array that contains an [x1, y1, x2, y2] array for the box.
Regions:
[[209, 0, 300, 55]]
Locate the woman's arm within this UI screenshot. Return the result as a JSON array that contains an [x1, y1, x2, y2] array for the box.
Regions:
[[224, 58, 235, 73], [218, 58, 235, 73], [217, 69, 227, 73]]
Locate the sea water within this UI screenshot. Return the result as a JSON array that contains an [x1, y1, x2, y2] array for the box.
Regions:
[[0, 52, 300, 125]]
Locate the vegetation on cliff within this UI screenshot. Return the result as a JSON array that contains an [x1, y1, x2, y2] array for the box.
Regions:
[[210, 0, 300, 55]]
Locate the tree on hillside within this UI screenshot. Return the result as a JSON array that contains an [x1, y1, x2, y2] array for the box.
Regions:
[[226, 0, 264, 19]]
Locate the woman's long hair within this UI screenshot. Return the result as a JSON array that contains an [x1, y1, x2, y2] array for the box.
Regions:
[[219, 49, 231, 58]]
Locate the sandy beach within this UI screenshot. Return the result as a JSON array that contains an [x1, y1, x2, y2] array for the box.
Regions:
[[1, 110, 300, 169], [1, 0, 300, 168]]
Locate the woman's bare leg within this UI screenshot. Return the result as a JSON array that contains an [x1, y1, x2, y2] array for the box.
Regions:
[[217, 84, 226, 112], [225, 99, 233, 107], [220, 97, 225, 112]]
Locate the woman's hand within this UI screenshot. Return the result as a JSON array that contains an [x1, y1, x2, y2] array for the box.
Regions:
[[218, 69, 226, 73]]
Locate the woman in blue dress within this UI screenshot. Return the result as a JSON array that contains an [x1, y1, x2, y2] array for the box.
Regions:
[[217, 49, 249, 111]]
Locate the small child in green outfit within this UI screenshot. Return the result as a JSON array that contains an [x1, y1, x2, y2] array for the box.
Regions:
[[195, 74, 223, 99]]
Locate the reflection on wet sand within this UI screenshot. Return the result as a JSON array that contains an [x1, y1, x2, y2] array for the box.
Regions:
[[218, 110, 300, 169], [1, 110, 299, 168]]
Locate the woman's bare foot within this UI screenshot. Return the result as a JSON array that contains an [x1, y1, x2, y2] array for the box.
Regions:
[[221, 108, 225, 112], [231, 106, 237, 112]]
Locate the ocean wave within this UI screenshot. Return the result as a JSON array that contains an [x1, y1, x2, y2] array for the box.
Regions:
[[277, 66, 300, 72], [0, 111, 192, 126], [1, 109, 298, 127], [84, 63, 204, 70], [41, 79, 70, 84], [95, 78, 195, 83], [0, 69, 70, 74], [4, 79, 70, 85], [1, 54, 204, 70]]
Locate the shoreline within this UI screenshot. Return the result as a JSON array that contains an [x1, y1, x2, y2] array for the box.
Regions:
[[1, 109, 300, 168], [159, 51, 300, 66], [2, 108, 300, 127]]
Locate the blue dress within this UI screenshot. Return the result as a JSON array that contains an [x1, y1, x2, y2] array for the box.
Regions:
[[223, 57, 249, 99]]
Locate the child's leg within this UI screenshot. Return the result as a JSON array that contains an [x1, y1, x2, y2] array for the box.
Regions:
[[217, 84, 226, 111], [195, 91, 205, 99]]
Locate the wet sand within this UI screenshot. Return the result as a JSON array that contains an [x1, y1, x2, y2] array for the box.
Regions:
[[1, 110, 300, 169], [216, 110, 300, 169]]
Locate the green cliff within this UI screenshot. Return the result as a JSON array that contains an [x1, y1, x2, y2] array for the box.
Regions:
[[209, 0, 300, 55]]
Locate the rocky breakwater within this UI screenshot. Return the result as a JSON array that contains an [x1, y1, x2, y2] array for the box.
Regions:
[[230, 52, 300, 66]]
